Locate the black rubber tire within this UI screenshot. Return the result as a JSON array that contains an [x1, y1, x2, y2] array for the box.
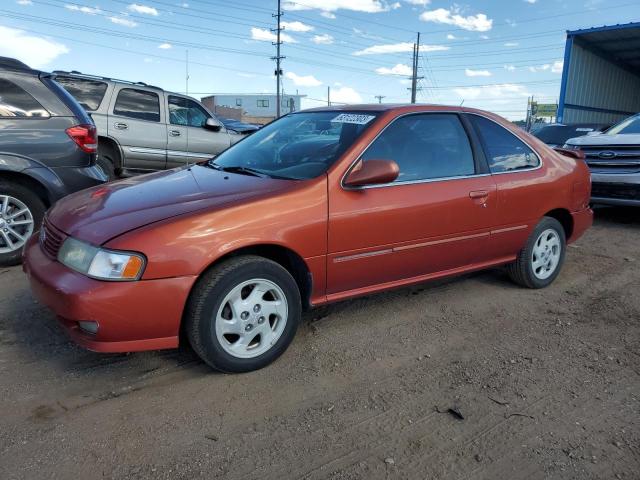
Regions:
[[96, 154, 116, 181], [0, 181, 46, 267], [507, 216, 566, 289], [184, 255, 302, 373]]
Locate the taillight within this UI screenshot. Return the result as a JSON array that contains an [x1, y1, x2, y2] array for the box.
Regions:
[[65, 124, 97, 153]]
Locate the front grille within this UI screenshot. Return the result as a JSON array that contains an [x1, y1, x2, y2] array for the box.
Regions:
[[591, 183, 640, 201], [40, 217, 66, 259], [581, 146, 640, 174]]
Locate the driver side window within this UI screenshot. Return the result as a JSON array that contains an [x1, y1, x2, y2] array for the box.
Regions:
[[168, 95, 211, 128], [360, 113, 475, 183]]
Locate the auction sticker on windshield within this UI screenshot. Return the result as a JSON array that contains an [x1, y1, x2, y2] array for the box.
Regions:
[[331, 113, 376, 125]]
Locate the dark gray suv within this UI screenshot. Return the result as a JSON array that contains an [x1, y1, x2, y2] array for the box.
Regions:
[[0, 57, 106, 266]]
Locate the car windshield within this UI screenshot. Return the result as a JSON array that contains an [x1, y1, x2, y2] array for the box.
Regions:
[[535, 125, 597, 144], [211, 111, 379, 180], [607, 114, 640, 135]]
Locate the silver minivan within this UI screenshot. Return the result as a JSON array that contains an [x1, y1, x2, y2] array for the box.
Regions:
[[53, 72, 240, 179]]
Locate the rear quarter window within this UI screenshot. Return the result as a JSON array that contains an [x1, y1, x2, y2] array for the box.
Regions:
[[471, 115, 539, 173], [113, 88, 160, 122], [54, 76, 107, 111], [0, 78, 50, 118]]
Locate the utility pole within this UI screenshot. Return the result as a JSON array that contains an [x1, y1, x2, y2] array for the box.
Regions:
[[271, 0, 284, 118], [375, 95, 385, 104], [410, 32, 421, 104], [327, 86, 331, 106], [185, 49, 189, 97]]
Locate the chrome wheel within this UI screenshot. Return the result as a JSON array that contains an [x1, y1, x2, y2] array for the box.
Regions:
[[214, 278, 288, 359], [531, 228, 561, 280], [0, 195, 34, 254]]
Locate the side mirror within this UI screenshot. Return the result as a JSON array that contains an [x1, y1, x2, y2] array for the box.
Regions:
[[344, 159, 399, 187], [204, 117, 222, 132]]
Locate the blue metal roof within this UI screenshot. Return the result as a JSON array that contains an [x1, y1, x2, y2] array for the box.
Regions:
[[567, 21, 640, 36], [565, 22, 640, 72]]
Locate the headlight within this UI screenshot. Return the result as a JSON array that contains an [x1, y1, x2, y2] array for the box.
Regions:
[[561, 143, 580, 150], [57, 237, 145, 281]]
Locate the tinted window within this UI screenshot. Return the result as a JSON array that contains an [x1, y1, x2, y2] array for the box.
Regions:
[[607, 114, 640, 135], [55, 76, 107, 111], [361, 113, 475, 183], [471, 115, 539, 173], [0, 79, 49, 118], [168, 96, 210, 127], [113, 88, 160, 122]]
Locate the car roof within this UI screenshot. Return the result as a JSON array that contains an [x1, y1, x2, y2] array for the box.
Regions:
[[301, 103, 481, 114], [0, 56, 41, 75]]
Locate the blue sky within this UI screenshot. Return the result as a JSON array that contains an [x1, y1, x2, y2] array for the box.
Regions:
[[1, 0, 638, 119]]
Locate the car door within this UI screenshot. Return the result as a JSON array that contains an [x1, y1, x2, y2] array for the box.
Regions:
[[327, 112, 497, 296], [467, 113, 545, 260], [166, 95, 231, 168], [108, 86, 166, 170]]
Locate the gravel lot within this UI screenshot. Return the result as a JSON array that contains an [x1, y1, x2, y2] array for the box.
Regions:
[[0, 206, 638, 480]]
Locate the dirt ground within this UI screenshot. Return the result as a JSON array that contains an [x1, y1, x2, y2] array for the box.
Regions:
[[0, 206, 638, 480]]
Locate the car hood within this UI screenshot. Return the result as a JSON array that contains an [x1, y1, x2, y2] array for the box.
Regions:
[[48, 165, 293, 245], [566, 133, 640, 146]]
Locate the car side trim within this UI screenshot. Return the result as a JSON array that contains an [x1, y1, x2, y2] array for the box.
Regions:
[[166, 150, 214, 159], [129, 147, 166, 156], [333, 231, 490, 263], [491, 225, 529, 234]]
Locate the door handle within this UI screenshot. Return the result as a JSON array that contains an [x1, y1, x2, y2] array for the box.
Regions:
[[114, 122, 128, 130], [169, 130, 181, 137], [469, 190, 489, 207]]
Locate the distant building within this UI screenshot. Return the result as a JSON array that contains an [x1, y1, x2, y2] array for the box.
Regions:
[[201, 93, 306, 124]]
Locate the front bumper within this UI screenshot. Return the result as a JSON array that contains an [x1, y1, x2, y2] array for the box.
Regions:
[[590, 172, 640, 207], [22, 235, 196, 353]]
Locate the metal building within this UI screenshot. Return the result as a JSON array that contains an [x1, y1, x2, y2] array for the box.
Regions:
[[557, 22, 640, 125]]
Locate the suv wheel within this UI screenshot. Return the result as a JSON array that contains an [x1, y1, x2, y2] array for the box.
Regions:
[[96, 154, 116, 181], [507, 217, 566, 289], [0, 182, 45, 266], [185, 255, 301, 373]]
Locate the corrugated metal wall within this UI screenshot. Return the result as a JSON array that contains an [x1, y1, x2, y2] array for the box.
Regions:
[[564, 43, 640, 124]]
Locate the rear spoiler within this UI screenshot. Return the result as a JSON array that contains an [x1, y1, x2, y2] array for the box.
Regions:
[[553, 147, 585, 160]]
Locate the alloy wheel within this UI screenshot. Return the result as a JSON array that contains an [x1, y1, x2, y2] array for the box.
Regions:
[[0, 195, 34, 254]]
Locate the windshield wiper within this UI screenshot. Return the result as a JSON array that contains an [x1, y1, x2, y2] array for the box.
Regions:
[[219, 165, 269, 178]]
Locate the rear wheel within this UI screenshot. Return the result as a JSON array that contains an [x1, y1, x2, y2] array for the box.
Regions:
[[0, 182, 45, 266], [507, 217, 566, 289], [185, 256, 301, 372]]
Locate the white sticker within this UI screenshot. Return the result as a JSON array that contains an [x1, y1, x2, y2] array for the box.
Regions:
[[330, 113, 376, 125], [575, 128, 594, 132]]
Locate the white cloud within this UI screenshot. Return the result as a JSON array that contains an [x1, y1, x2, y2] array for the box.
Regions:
[[321, 11, 336, 18], [17, 0, 33, 4], [524, 0, 537, 3], [504, 64, 516, 71], [528, 64, 551, 72], [446, 34, 456, 40], [480, 34, 489, 40], [285, 71, 322, 87], [65, 4, 101, 14], [283, 0, 390, 13], [405, 0, 430, 5], [158, 43, 172, 49], [143, 57, 153, 63], [353, 42, 448, 55], [331, 86, 362, 104], [312, 34, 334, 44], [180, 2, 189, 7], [128, 3, 159, 16], [250, 27, 296, 43], [504, 42, 519, 47], [390, 1, 401, 9], [453, 83, 529, 100], [420, 7, 492, 32], [375, 63, 412, 76], [465, 68, 491, 77], [109, 16, 138, 27], [0, 26, 68, 68], [281, 21, 314, 32], [552, 60, 564, 73]]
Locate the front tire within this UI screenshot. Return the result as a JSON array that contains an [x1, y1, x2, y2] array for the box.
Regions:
[[507, 217, 566, 289], [185, 256, 301, 373], [0, 182, 45, 267]]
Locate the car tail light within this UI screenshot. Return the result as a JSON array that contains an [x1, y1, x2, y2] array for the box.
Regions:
[[66, 124, 97, 153]]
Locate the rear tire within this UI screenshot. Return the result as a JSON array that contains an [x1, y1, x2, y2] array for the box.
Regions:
[[185, 255, 301, 373], [507, 217, 566, 289], [0, 181, 45, 267], [96, 154, 116, 181]]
